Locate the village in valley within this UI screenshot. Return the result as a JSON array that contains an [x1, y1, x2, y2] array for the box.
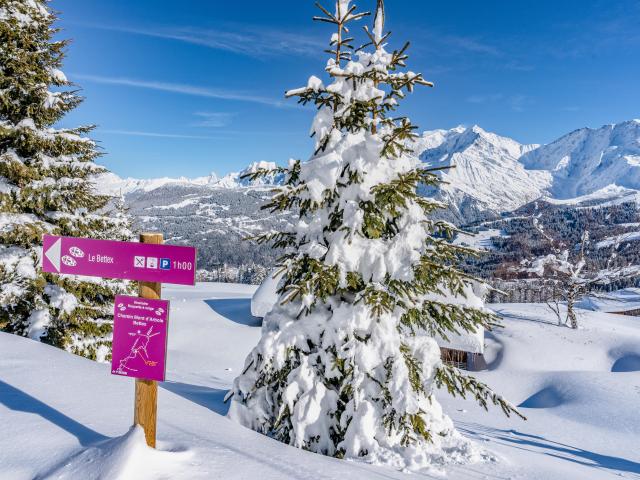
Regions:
[[0, 0, 639, 479]]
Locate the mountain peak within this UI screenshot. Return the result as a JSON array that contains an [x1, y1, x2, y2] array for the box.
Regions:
[[521, 119, 640, 199], [216, 161, 282, 189], [418, 125, 552, 223], [240, 161, 277, 176]]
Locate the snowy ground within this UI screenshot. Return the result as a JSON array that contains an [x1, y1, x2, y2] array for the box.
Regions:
[[453, 228, 506, 251], [1, 283, 639, 479], [577, 288, 640, 313]]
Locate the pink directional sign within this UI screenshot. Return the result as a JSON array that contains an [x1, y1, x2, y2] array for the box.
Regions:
[[111, 295, 169, 382], [41, 235, 196, 285]]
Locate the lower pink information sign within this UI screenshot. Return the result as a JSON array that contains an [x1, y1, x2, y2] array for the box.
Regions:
[[111, 295, 169, 382]]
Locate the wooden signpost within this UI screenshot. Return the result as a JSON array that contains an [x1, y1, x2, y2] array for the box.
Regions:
[[41, 232, 197, 448], [136, 232, 162, 448]]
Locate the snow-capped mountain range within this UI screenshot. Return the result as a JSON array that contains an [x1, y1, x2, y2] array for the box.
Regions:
[[521, 119, 640, 199], [417, 119, 640, 222], [99, 119, 640, 225], [96, 160, 281, 196], [95, 119, 640, 274]]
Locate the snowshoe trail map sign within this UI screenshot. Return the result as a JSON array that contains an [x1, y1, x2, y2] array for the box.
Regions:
[[111, 296, 169, 382], [41, 234, 197, 285], [41, 233, 193, 448]]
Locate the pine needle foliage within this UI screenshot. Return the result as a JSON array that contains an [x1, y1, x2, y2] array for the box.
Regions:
[[0, 0, 132, 360]]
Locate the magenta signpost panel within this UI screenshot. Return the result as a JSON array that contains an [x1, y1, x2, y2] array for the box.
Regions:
[[111, 295, 169, 382], [41, 235, 196, 286]]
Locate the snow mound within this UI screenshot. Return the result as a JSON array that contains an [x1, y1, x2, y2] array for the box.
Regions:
[[43, 427, 192, 480], [518, 386, 565, 409], [436, 328, 485, 355], [250, 269, 282, 317]]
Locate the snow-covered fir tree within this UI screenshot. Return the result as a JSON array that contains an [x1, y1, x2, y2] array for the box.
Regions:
[[0, 0, 132, 360], [228, 0, 522, 470]]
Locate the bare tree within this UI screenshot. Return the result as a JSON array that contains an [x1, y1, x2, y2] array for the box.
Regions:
[[523, 231, 638, 329]]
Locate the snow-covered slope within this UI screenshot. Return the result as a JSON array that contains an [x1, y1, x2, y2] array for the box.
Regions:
[[1, 283, 639, 479], [521, 119, 640, 199], [577, 287, 640, 312], [418, 125, 552, 223], [417, 120, 640, 223], [542, 184, 640, 207]]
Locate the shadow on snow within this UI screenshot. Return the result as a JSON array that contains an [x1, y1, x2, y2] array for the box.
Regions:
[[493, 308, 558, 326], [457, 422, 640, 476], [204, 298, 262, 327], [0, 378, 107, 447], [161, 381, 229, 416], [611, 354, 640, 372]]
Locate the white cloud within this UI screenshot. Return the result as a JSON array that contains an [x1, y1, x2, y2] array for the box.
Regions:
[[192, 112, 236, 128], [509, 94, 532, 113], [440, 34, 502, 56], [74, 74, 287, 108], [466, 93, 533, 112], [100, 129, 222, 140], [77, 23, 323, 58], [467, 93, 504, 104]]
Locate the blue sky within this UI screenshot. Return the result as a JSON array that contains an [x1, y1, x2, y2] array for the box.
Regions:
[[54, 0, 640, 179]]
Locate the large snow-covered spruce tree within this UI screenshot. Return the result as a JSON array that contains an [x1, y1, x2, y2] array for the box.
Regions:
[[229, 0, 522, 470], [0, 0, 132, 360]]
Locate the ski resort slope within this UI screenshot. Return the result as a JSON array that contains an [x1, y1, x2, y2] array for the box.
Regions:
[[0, 283, 639, 479]]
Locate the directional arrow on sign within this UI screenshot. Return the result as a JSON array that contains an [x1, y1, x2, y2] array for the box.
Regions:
[[44, 237, 61, 272]]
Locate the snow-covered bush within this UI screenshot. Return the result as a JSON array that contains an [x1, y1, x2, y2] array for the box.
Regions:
[[228, 0, 522, 471], [0, 0, 132, 359]]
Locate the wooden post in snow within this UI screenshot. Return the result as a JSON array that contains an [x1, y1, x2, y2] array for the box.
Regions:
[[134, 232, 163, 448]]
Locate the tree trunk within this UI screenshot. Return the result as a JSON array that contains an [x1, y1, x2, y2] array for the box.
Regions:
[[567, 285, 578, 329]]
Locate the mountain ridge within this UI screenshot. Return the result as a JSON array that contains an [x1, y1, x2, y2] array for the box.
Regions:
[[520, 119, 640, 199], [95, 160, 280, 197], [98, 119, 640, 225], [417, 124, 552, 223]]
